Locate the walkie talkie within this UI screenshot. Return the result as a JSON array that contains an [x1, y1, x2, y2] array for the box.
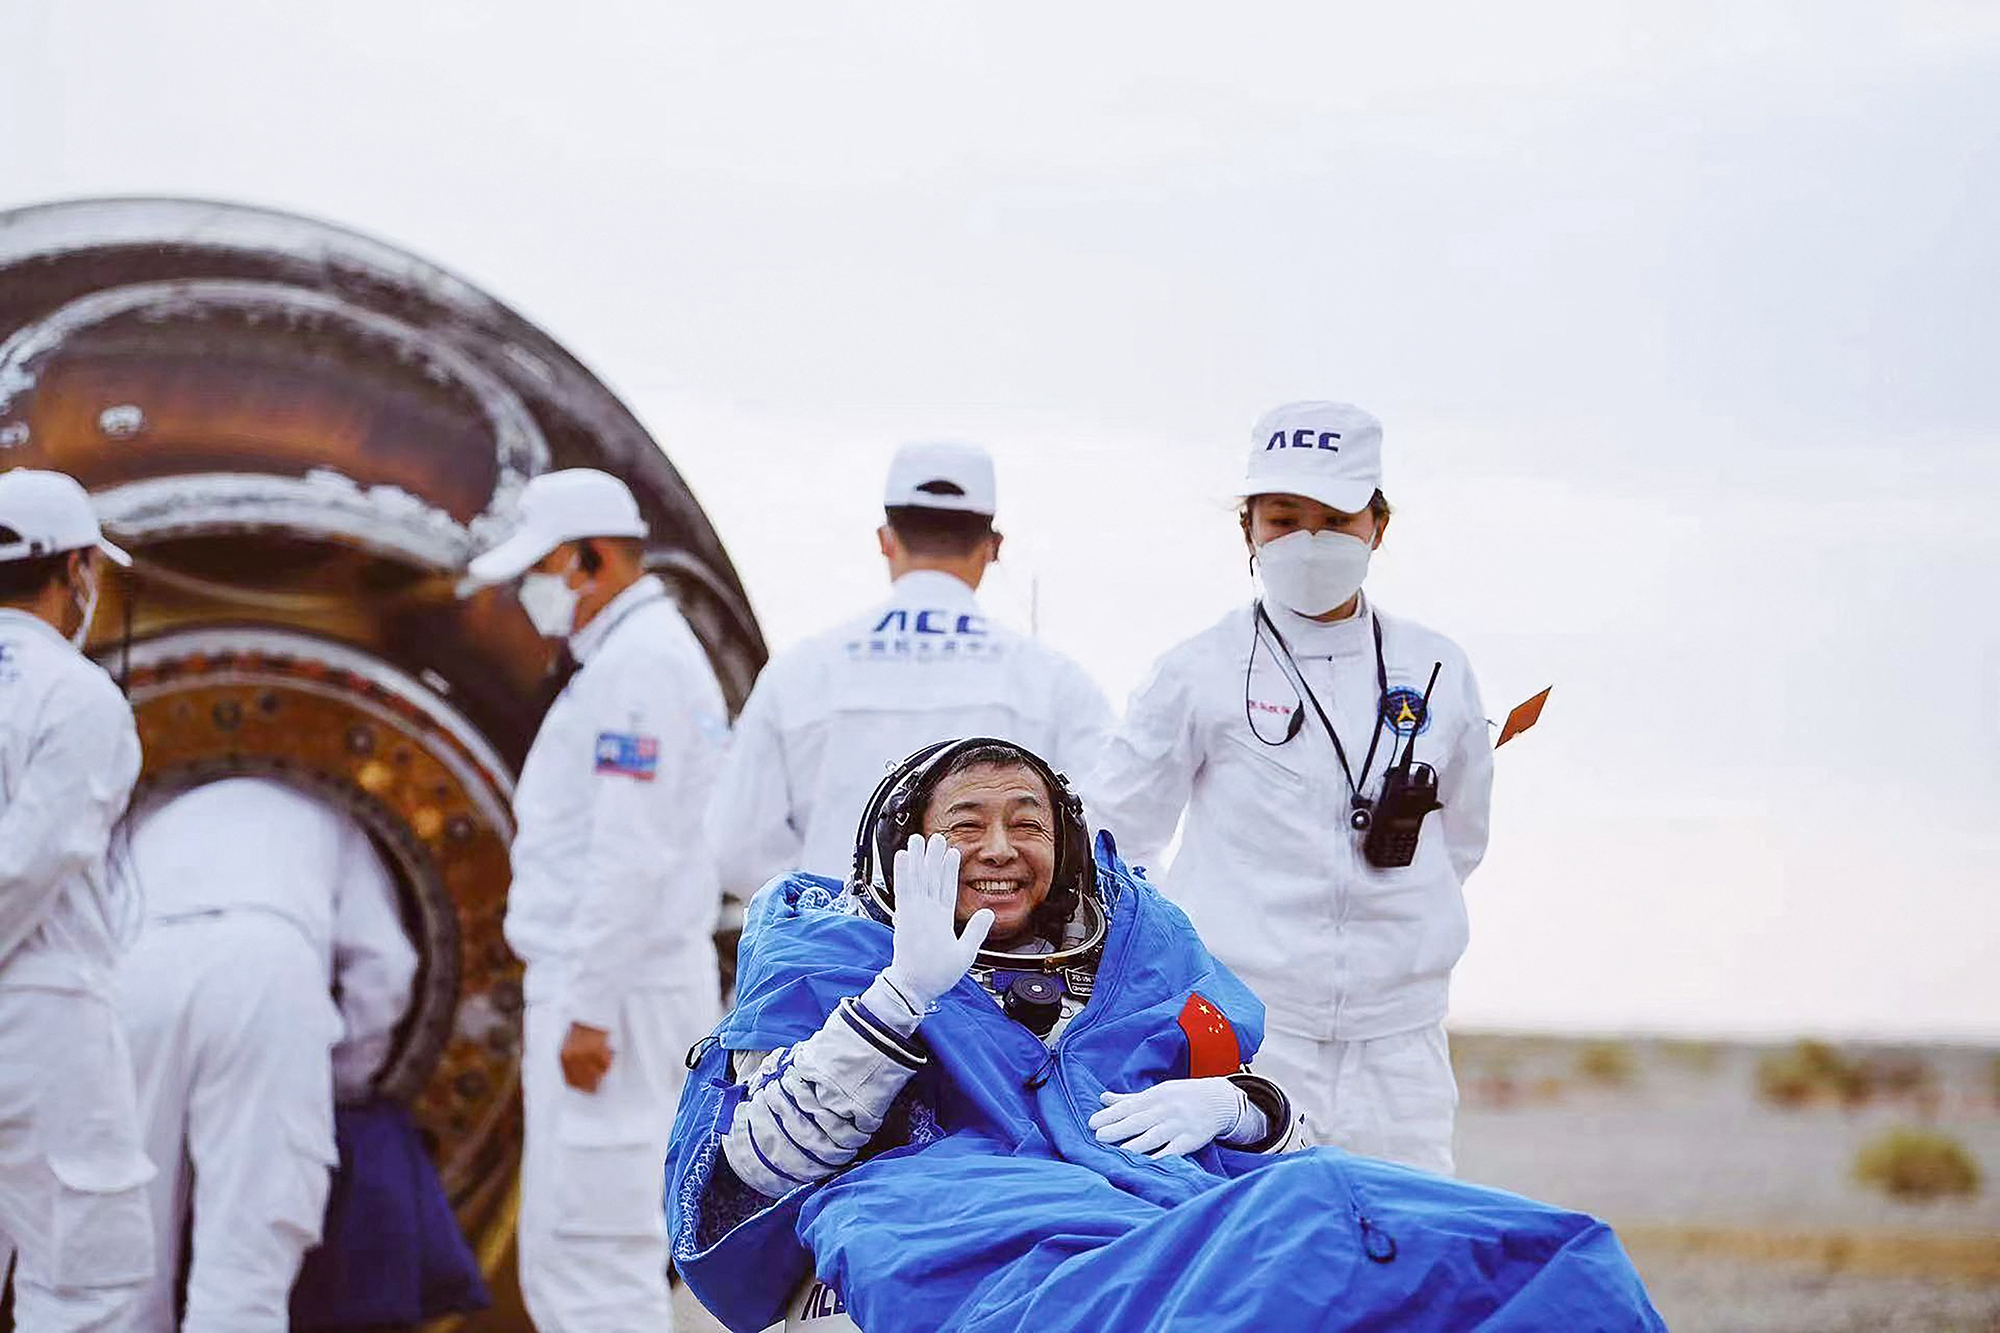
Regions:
[[1363, 662, 1444, 870]]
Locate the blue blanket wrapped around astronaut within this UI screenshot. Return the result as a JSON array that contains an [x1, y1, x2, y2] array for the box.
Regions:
[[666, 835, 1664, 1332]]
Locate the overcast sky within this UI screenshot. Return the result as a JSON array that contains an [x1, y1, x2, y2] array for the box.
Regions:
[[6, 0, 1996, 1039]]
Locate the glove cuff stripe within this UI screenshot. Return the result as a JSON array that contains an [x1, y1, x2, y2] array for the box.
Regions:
[[769, 1100, 846, 1173], [838, 997, 929, 1069], [745, 1122, 814, 1190]]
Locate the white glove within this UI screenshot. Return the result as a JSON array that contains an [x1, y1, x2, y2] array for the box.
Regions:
[[1088, 1077, 1264, 1158], [878, 833, 994, 1016]]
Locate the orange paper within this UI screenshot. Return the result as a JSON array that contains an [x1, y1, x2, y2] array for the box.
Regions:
[[1495, 687, 1552, 748]]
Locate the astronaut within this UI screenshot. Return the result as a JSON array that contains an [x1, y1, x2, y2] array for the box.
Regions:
[[704, 442, 1113, 924], [666, 738, 1661, 1333], [0, 468, 154, 1329], [465, 468, 730, 1332], [1083, 401, 1495, 1175], [719, 739, 1307, 1204], [113, 776, 418, 1331]]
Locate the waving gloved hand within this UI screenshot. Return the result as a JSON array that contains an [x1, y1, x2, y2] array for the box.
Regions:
[[878, 833, 994, 1016], [1088, 1078, 1263, 1158]]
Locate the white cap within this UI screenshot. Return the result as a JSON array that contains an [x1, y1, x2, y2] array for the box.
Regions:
[[466, 468, 648, 585], [883, 442, 997, 517], [0, 469, 131, 567], [1240, 401, 1385, 514]]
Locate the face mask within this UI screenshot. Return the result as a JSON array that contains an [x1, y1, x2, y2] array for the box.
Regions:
[[517, 568, 583, 639], [1256, 529, 1373, 617], [68, 567, 100, 650]]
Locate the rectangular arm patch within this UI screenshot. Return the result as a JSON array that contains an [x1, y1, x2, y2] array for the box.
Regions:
[[594, 731, 659, 781], [1178, 992, 1241, 1079]]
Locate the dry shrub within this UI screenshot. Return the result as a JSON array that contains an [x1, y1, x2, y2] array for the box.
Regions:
[[1853, 1128, 1983, 1202], [1576, 1040, 1637, 1087], [1472, 1065, 1520, 1110], [1658, 1039, 1722, 1074], [1756, 1039, 1873, 1109], [1860, 1054, 1939, 1112]]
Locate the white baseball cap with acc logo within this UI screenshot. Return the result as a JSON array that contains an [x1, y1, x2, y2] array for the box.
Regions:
[[0, 468, 131, 567], [883, 442, 997, 517], [1240, 401, 1385, 515]]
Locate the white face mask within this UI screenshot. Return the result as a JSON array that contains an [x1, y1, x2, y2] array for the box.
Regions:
[[1256, 529, 1373, 617], [68, 567, 100, 650], [517, 567, 583, 639]]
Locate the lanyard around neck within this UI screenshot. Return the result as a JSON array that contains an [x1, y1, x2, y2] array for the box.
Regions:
[[1252, 601, 1391, 807]]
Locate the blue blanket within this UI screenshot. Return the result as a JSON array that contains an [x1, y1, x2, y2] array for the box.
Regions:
[[290, 1101, 490, 1328], [667, 835, 1664, 1332]]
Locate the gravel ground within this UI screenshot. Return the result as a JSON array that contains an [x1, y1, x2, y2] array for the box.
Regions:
[[1453, 1036, 2000, 1236], [1455, 1034, 2000, 1331], [1626, 1239, 2000, 1333]]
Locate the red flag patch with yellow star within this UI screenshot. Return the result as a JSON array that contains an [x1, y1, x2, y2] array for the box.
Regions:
[[1177, 992, 1240, 1078]]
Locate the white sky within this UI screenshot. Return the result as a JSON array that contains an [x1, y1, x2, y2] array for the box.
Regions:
[[6, 0, 1996, 1039]]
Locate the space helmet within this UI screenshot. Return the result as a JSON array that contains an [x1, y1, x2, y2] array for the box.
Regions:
[[849, 737, 1106, 970]]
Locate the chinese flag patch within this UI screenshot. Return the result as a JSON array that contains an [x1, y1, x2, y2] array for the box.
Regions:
[[1177, 992, 1240, 1078]]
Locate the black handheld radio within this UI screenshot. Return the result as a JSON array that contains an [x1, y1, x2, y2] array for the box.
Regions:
[[1362, 661, 1444, 870]]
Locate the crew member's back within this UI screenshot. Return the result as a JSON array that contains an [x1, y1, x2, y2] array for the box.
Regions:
[[707, 442, 1112, 899]]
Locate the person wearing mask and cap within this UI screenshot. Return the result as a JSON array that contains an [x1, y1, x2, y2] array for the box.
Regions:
[[705, 442, 1113, 926], [464, 468, 730, 1332], [0, 468, 156, 1325], [1083, 403, 1494, 1176]]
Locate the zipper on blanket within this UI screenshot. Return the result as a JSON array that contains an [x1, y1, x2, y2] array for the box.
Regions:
[[1357, 1211, 1397, 1263], [1339, 1162, 1398, 1263], [1020, 880, 1139, 1117], [1021, 875, 1140, 1091], [1042, 891, 1193, 1178]]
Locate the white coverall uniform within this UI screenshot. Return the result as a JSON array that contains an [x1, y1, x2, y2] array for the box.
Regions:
[[705, 570, 1113, 903], [114, 776, 418, 1332], [1083, 597, 1493, 1174], [0, 607, 153, 1329], [507, 576, 729, 1332]]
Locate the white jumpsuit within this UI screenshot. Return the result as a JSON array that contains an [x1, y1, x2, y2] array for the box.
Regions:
[[114, 776, 419, 1332], [506, 576, 730, 1333], [704, 569, 1113, 904], [0, 606, 153, 1330], [1083, 597, 1494, 1174]]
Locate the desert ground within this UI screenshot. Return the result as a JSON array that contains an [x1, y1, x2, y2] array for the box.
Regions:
[[1453, 1032, 2000, 1332]]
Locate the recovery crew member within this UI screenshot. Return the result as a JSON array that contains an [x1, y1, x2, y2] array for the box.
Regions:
[[466, 468, 730, 1332], [1083, 402, 1495, 1174], [0, 468, 154, 1327], [705, 442, 1112, 922], [114, 776, 418, 1330]]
